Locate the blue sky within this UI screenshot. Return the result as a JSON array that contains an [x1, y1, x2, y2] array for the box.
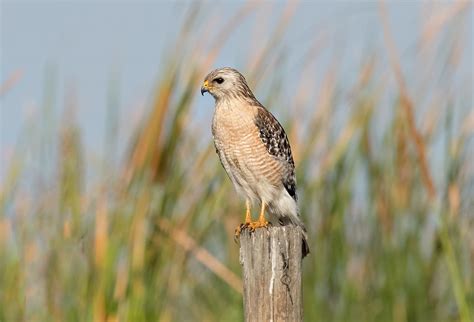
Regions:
[[1, 1, 472, 182]]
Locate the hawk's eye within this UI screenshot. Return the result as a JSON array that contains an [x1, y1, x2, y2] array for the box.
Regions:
[[214, 77, 224, 84]]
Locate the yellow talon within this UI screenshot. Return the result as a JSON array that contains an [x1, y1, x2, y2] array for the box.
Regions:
[[234, 200, 252, 241], [248, 202, 269, 230], [235, 201, 269, 242]]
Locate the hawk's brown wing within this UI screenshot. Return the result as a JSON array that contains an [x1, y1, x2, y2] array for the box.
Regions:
[[254, 106, 297, 201]]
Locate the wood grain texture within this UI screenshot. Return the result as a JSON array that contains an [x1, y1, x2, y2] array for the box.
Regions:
[[239, 226, 303, 322]]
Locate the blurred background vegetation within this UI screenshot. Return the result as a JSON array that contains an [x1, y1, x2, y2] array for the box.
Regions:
[[1, 2, 473, 322]]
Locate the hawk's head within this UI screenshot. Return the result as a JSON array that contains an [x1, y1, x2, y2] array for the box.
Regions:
[[201, 67, 255, 101]]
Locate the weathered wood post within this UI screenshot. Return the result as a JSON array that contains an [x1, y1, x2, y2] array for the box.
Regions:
[[239, 226, 304, 322]]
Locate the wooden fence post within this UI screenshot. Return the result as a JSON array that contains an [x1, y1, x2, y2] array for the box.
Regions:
[[239, 226, 304, 322]]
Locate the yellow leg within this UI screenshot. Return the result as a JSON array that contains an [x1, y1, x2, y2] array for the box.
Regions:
[[235, 199, 252, 240], [258, 202, 268, 225], [248, 201, 269, 231], [244, 200, 251, 224]]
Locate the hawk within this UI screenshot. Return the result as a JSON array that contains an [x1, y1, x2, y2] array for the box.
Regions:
[[201, 67, 309, 257]]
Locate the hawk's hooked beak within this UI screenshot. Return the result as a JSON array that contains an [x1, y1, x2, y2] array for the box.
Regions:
[[201, 80, 209, 96]]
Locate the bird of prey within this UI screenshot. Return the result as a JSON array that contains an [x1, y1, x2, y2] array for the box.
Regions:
[[201, 67, 309, 257]]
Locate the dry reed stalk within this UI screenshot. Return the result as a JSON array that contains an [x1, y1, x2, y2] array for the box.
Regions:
[[0, 70, 23, 96], [125, 74, 176, 184], [94, 198, 109, 269], [92, 197, 109, 322], [157, 217, 242, 294], [130, 192, 150, 271], [379, 2, 436, 200], [204, 2, 257, 69], [247, 1, 299, 84], [289, 34, 330, 160], [300, 63, 338, 166], [421, 1, 471, 49]]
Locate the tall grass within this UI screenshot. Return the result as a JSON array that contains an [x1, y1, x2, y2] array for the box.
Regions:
[[1, 3, 473, 321]]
